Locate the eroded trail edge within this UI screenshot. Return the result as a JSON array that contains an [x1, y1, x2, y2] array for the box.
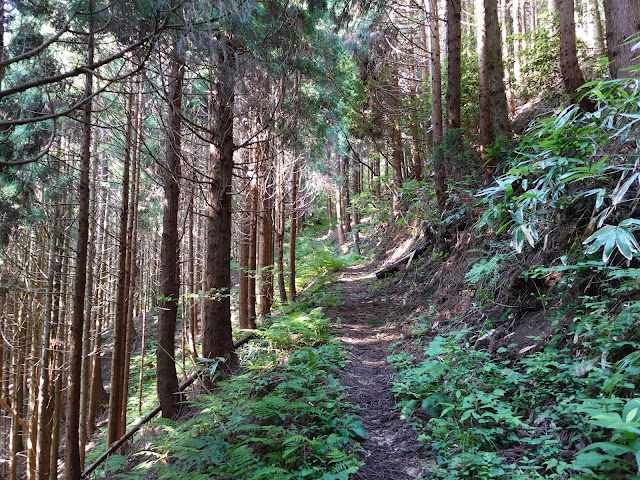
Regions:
[[328, 265, 425, 480]]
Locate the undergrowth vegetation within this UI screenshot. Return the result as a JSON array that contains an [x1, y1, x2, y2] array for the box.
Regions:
[[388, 64, 640, 479], [90, 231, 364, 480]]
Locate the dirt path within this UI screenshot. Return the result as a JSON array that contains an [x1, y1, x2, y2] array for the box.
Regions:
[[327, 265, 425, 480]]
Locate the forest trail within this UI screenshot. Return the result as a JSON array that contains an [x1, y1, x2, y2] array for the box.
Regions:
[[327, 264, 425, 480]]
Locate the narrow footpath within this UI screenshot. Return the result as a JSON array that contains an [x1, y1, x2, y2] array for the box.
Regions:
[[327, 265, 425, 480]]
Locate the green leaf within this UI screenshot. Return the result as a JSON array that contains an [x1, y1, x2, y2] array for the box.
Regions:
[[574, 451, 618, 468], [505, 183, 514, 202], [603, 234, 616, 263], [620, 218, 640, 230], [623, 399, 640, 423], [349, 425, 367, 440], [612, 173, 640, 206], [579, 441, 635, 456]]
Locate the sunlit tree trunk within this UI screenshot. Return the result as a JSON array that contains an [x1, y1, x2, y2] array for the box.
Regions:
[[343, 156, 353, 230], [336, 182, 346, 244], [258, 134, 275, 319], [559, 0, 595, 112], [288, 155, 299, 302], [477, 0, 491, 153], [187, 185, 199, 358], [512, 0, 522, 82], [602, 0, 640, 78], [276, 150, 288, 303], [585, 0, 604, 55], [248, 162, 258, 327], [485, 0, 510, 140]]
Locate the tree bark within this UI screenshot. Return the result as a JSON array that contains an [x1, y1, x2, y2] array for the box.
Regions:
[[602, 0, 640, 79], [343, 156, 352, 232], [427, 0, 446, 210], [156, 40, 184, 420], [65, 12, 93, 478], [336, 184, 346, 244], [248, 165, 258, 327], [34, 212, 60, 480], [477, 0, 492, 152], [276, 150, 288, 303], [558, 0, 595, 112], [407, 28, 423, 182], [107, 82, 134, 443], [201, 33, 236, 364], [258, 135, 275, 319], [238, 183, 251, 328], [446, 0, 462, 132], [288, 156, 299, 302], [485, 0, 510, 139]]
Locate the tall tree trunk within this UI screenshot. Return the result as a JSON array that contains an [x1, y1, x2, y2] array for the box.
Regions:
[[276, 150, 288, 303], [156, 41, 184, 419], [602, 0, 640, 79], [503, 0, 516, 113], [512, 0, 522, 82], [248, 166, 258, 327], [65, 12, 93, 478], [427, 0, 446, 210], [201, 33, 236, 364], [485, 0, 510, 139], [407, 28, 423, 182], [336, 184, 346, 244], [352, 153, 361, 225], [9, 303, 26, 480], [288, 156, 299, 302], [107, 82, 134, 443], [478, 0, 492, 153], [559, 0, 595, 111], [187, 187, 198, 360], [343, 156, 353, 230], [238, 175, 251, 328], [258, 137, 275, 319], [78, 139, 99, 468], [87, 161, 109, 438], [34, 211, 60, 480], [122, 121, 140, 430], [585, 0, 604, 54], [420, 3, 432, 149], [50, 216, 72, 480], [428, 0, 443, 143], [446, 0, 462, 132]]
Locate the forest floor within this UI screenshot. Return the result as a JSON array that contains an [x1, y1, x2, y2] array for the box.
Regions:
[[326, 263, 427, 480]]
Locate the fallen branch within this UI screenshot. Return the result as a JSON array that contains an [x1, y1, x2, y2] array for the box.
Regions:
[[374, 242, 429, 279], [81, 332, 258, 479]]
